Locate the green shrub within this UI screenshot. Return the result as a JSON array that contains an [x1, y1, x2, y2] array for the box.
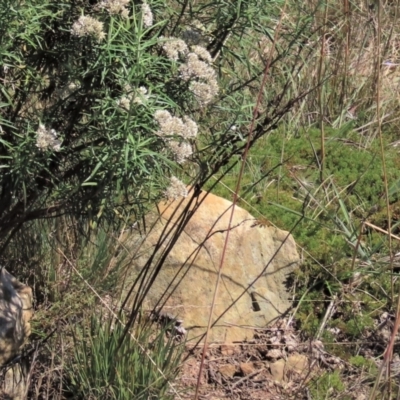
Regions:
[[349, 355, 378, 375], [310, 370, 346, 400], [0, 0, 312, 251], [209, 123, 400, 372]]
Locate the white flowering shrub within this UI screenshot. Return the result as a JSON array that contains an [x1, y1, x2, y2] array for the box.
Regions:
[[0, 0, 319, 397], [0, 0, 312, 250]]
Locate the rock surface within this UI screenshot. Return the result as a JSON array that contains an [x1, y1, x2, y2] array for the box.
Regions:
[[0, 268, 33, 365], [0, 269, 32, 400], [124, 190, 300, 342], [286, 353, 309, 374], [3, 362, 28, 400]]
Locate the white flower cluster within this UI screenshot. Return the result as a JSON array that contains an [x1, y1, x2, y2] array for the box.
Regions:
[[71, 16, 106, 42], [36, 124, 62, 152], [141, 2, 153, 28], [159, 37, 188, 61], [133, 86, 149, 104], [159, 37, 218, 106], [117, 86, 149, 110], [189, 45, 212, 63], [167, 141, 193, 164], [117, 96, 130, 110], [189, 80, 219, 106], [98, 0, 130, 18], [179, 46, 218, 106], [154, 110, 198, 164], [165, 176, 188, 200], [154, 110, 197, 139]]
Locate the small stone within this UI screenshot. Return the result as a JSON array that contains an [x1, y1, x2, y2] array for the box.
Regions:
[[219, 364, 236, 378], [269, 359, 286, 382], [240, 362, 257, 376], [355, 393, 367, 400], [286, 353, 308, 374], [221, 344, 236, 356]]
